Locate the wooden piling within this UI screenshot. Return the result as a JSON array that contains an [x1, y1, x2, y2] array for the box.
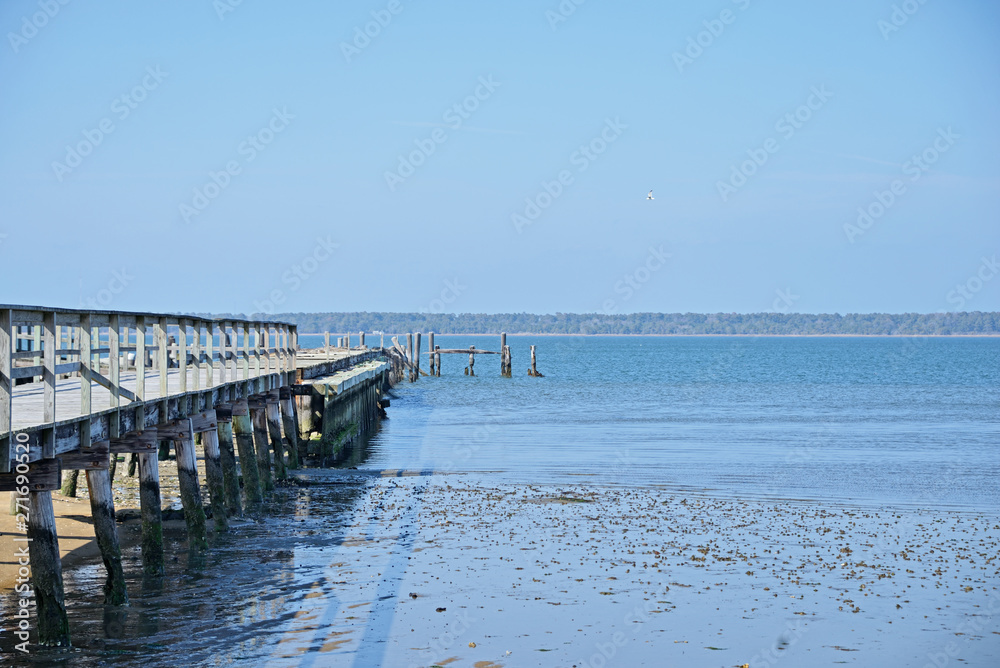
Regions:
[[215, 407, 242, 517], [201, 427, 229, 532], [435, 345, 441, 375], [500, 333, 507, 375], [359, 331, 365, 347], [60, 469, 79, 497], [265, 392, 286, 482], [406, 333, 414, 381], [138, 453, 164, 575], [415, 332, 421, 379], [279, 388, 300, 470], [173, 420, 208, 551], [429, 332, 435, 375], [85, 467, 129, 605], [529, 345, 542, 377], [232, 401, 263, 509], [468, 345, 476, 376], [27, 490, 71, 646], [250, 402, 274, 492]]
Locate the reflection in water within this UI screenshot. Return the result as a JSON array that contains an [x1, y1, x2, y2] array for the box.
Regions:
[[0, 426, 382, 666]]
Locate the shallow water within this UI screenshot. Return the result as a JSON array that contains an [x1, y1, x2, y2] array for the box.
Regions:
[[356, 335, 1000, 510], [3, 336, 999, 666]]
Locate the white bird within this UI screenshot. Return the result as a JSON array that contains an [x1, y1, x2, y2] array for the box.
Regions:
[[646, 190, 654, 200]]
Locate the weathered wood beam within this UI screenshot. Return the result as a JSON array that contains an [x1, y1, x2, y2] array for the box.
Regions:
[[201, 427, 228, 532], [0, 458, 61, 492], [138, 452, 164, 575], [85, 467, 128, 605], [232, 400, 262, 509], [28, 490, 70, 646], [214, 405, 242, 517], [173, 419, 207, 550]]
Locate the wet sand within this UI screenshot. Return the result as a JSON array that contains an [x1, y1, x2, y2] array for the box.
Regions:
[[265, 473, 1000, 667], [2, 472, 998, 666]]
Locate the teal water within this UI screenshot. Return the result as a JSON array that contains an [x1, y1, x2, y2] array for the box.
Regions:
[[308, 335, 1000, 510]]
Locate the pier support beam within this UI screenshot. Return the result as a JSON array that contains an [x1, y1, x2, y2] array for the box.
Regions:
[[279, 388, 300, 470], [265, 393, 286, 482], [250, 402, 274, 492], [173, 420, 208, 551], [215, 411, 242, 517], [60, 469, 79, 497], [27, 490, 70, 647], [138, 453, 164, 575], [201, 428, 229, 532], [232, 401, 263, 508], [85, 468, 128, 605]]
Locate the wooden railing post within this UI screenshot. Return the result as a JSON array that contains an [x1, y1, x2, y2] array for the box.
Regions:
[[178, 319, 188, 394], [204, 320, 214, 389], [109, 315, 120, 410], [0, 308, 10, 473], [42, 313, 56, 459], [155, 318, 168, 399], [135, 316, 146, 404], [240, 323, 249, 382]]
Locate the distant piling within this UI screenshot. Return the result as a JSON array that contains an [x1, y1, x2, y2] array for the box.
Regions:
[[429, 332, 436, 375]]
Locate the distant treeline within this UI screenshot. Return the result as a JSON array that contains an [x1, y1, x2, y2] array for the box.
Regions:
[[197, 312, 1000, 336]]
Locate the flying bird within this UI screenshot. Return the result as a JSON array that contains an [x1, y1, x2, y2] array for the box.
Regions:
[[646, 190, 654, 200]]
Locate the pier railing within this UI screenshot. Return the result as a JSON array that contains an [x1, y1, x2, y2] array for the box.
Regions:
[[0, 304, 298, 472]]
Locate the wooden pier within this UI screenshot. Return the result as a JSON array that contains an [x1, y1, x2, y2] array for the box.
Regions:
[[0, 305, 392, 648]]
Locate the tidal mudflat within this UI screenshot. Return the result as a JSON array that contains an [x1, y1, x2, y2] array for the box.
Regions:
[[262, 472, 1000, 667]]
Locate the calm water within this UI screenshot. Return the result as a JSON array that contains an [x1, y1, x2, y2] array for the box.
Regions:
[[343, 335, 1000, 510]]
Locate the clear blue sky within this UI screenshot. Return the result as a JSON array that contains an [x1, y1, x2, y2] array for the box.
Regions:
[[1, 0, 997, 316]]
